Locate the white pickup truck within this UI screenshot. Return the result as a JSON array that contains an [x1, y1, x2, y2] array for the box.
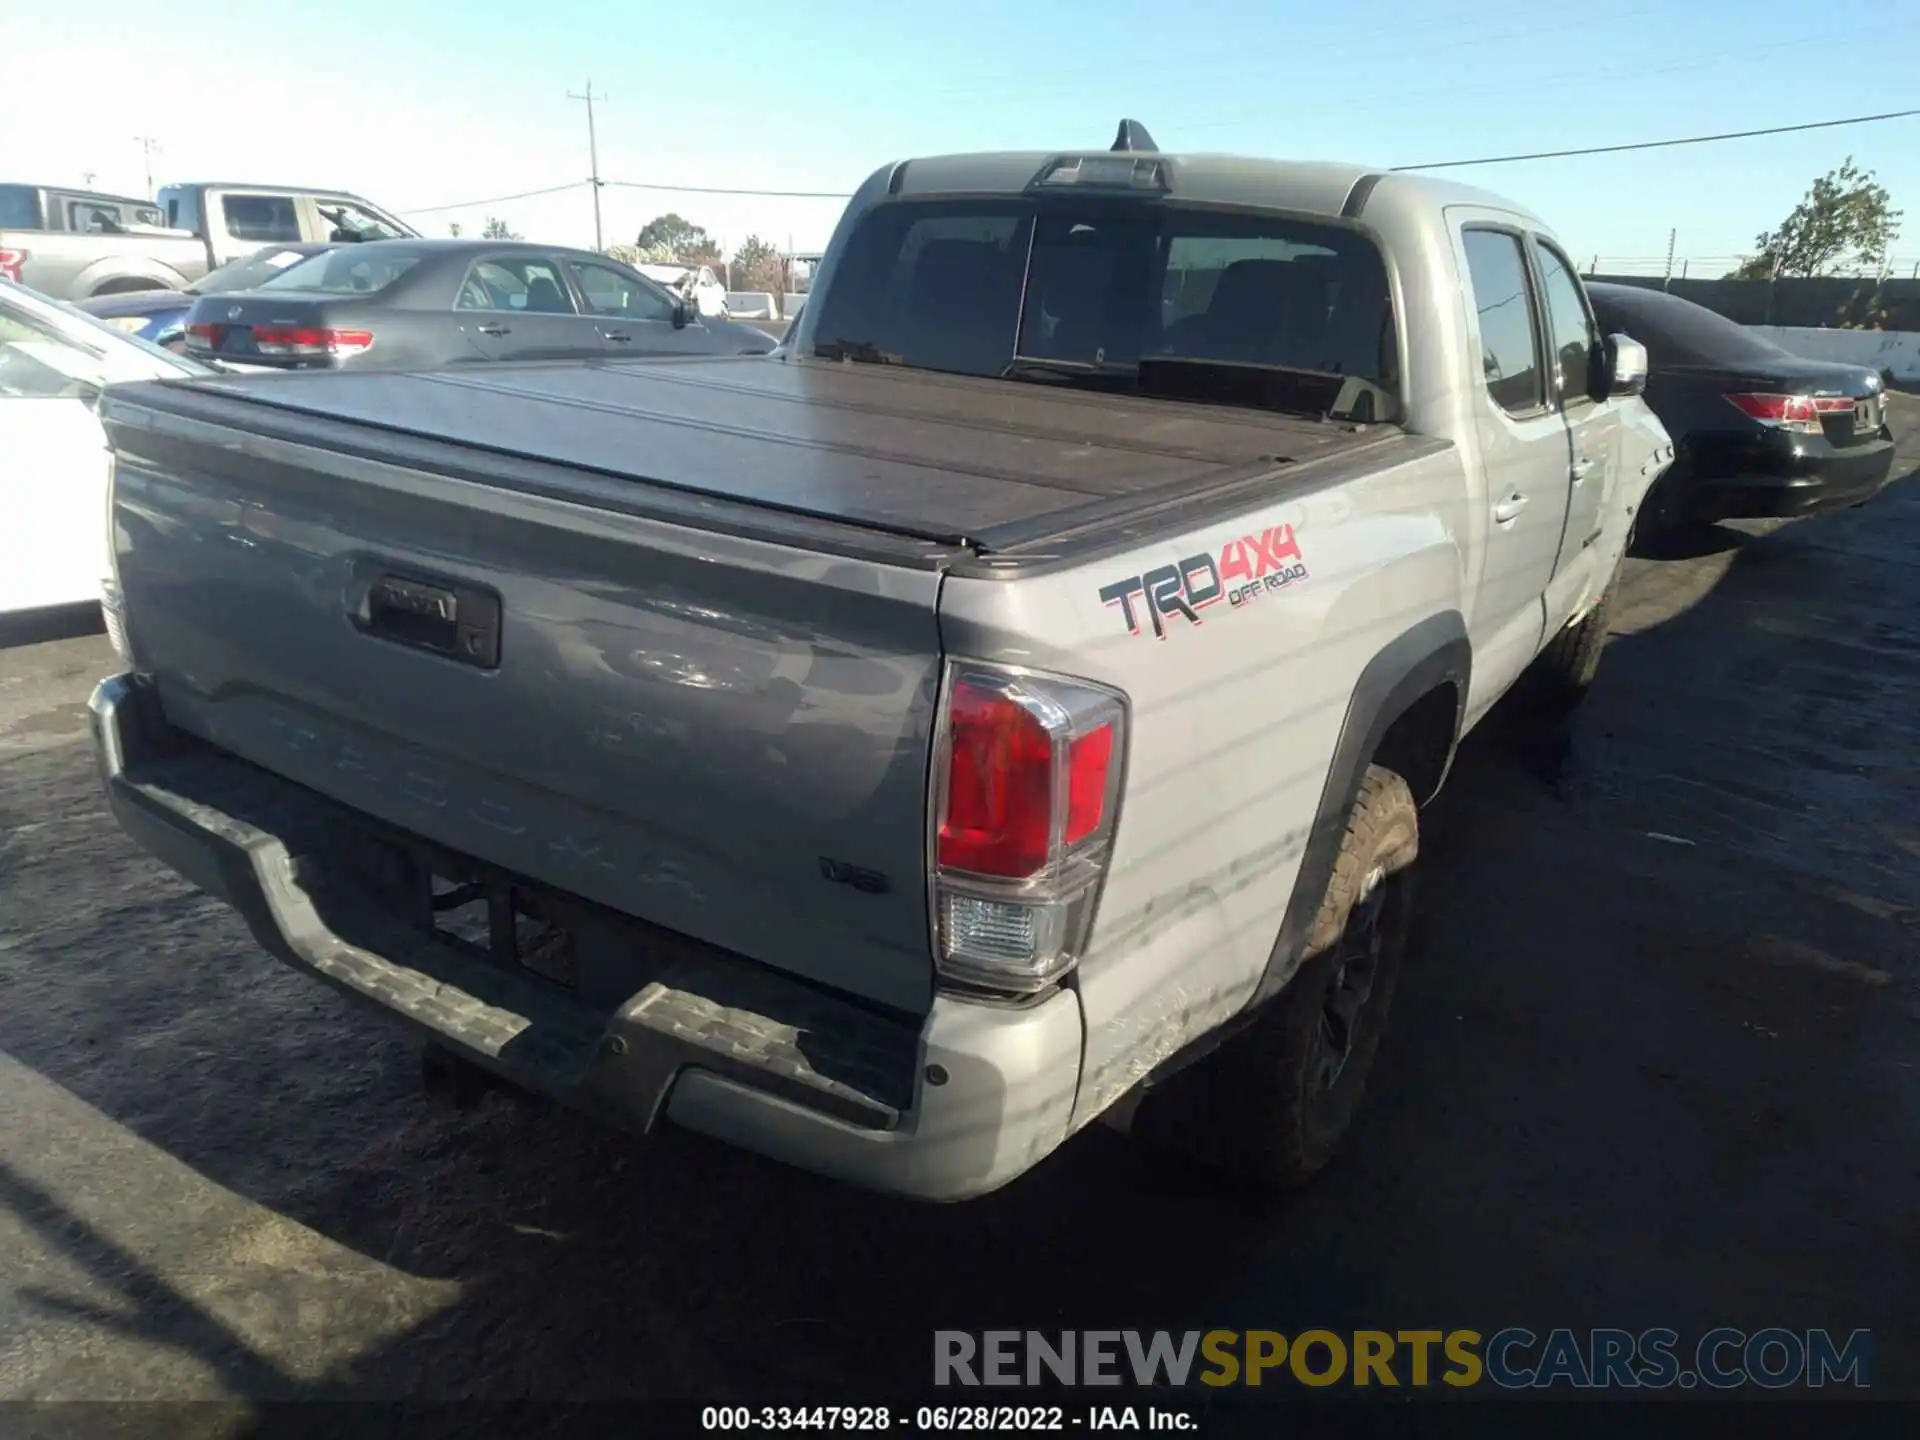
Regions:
[[90, 124, 1673, 1200]]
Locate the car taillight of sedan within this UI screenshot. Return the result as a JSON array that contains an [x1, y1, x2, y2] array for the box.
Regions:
[[187, 322, 374, 357], [1723, 391, 1854, 436]]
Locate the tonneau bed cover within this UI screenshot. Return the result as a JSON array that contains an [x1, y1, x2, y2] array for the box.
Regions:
[[159, 354, 1410, 552]]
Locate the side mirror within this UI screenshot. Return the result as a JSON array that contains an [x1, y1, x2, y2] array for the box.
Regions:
[[1605, 333, 1648, 397], [672, 295, 697, 329]]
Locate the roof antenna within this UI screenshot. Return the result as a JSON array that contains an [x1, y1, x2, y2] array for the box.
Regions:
[[1111, 118, 1158, 153]]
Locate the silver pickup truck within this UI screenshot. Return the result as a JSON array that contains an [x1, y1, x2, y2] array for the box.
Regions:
[[1, 181, 414, 301], [91, 127, 1674, 1201]]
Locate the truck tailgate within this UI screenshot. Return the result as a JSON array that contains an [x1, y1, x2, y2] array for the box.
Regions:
[[102, 385, 943, 1014]]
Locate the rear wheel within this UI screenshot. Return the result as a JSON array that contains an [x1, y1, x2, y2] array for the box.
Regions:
[[1136, 765, 1418, 1191]]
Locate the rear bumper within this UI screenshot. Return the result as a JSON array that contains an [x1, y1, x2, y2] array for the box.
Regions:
[[90, 673, 1083, 1201], [1686, 435, 1898, 521]]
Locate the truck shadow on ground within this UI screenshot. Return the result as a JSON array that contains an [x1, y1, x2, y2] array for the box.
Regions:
[[0, 477, 1915, 1416]]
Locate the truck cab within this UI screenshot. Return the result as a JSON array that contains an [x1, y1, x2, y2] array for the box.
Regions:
[[156, 184, 417, 266]]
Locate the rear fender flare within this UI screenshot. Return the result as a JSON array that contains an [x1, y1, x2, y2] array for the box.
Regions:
[[1247, 610, 1470, 1008]]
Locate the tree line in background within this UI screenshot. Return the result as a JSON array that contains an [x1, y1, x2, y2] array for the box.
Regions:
[[443, 211, 797, 297]]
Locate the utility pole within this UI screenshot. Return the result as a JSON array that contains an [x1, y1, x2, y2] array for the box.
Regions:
[[133, 136, 160, 199], [1661, 228, 1676, 290], [567, 82, 606, 252]]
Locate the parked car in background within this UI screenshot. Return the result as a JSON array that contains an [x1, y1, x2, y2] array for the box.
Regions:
[[1, 182, 211, 300], [1, 180, 414, 303], [182, 239, 780, 371], [0, 277, 208, 622], [1588, 282, 1896, 533], [77, 243, 338, 350], [638, 261, 731, 318]]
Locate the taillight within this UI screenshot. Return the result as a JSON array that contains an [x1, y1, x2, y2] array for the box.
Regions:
[[932, 662, 1126, 996], [251, 325, 374, 357], [1725, 391, 1852, 435], [0, 248, 26, 283], [186, 322, 221, 347]]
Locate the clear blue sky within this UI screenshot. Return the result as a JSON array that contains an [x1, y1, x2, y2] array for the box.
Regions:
[[5, 0, 1916, 273]]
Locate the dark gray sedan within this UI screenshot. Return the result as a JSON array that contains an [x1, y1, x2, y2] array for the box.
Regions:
[[181, 238, 779, 371]]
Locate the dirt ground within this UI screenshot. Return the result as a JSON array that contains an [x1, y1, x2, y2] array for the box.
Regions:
[[0, 398, 1914, 1421]]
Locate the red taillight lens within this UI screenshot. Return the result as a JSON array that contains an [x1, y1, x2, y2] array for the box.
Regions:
[[186, 322, 221, 346], [1066, 724, 1115, 845], [1725, 392, 1850, 433], [939, 679, 1055, 878], [0, 248, 26, 283], [251, 325, 374, 356]]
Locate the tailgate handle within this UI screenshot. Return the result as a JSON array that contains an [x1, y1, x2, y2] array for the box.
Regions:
[[361, 572, 502, 669]]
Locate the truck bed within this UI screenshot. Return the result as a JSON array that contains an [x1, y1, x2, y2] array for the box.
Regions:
[[166, 354, 1405, 553]]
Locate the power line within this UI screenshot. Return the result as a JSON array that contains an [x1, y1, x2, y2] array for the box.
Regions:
[[397, 106, 1920, 218], [1394, 107, 1920, 171], [603, 179, 852, 200], [398, 181, 589, 216]]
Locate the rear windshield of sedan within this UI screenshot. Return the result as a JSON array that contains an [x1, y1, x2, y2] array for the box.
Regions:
[[808, 198, 1398, 406], [1589, 286, 1791, 368], [259, 248, 423, 294]]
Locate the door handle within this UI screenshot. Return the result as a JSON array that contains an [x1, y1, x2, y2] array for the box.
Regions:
[[1492, 492, 1529, 524], [1571, 456, 1597, 481], [476, 324, 511, 337], [600, 329, 633, 343]]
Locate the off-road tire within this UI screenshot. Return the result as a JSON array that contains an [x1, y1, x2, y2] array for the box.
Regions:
[[1136, 765, 1418, 1192]]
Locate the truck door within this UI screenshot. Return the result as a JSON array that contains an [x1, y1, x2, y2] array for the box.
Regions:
[[1453, 221, 1576, 721], [1530, 235, 1622, 622]]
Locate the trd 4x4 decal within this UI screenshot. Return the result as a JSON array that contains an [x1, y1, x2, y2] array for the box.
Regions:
[[1099, 524, 1309, 639]]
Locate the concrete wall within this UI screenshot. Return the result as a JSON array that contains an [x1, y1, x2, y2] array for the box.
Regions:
[[725, 291, 778, 319], [1756, 326, 1920, 386]]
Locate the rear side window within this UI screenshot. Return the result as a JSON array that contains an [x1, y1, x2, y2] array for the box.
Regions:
[[222, 194, 302, 243], [1461, 229, 1544, 414], [0, 184, 42, 229], [258, 248, 422, 294]]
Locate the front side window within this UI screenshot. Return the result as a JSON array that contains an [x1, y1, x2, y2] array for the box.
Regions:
[[314, 199, 410, 243], [1460, 229, 1545, 415], [68, 201, 122, 233], [570, 259, 676, 321], [809, 199, 1397, 419], [221, 194, 302, 243], [1534, 240, 1599, 404]]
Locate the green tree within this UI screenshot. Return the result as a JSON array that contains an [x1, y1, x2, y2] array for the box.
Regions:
[[1730, 158, 1902, 279], [731, 234, 785, 297], [635, 212, 717, 262], [447, 220, 464, 237], [481, 216, 521, 240]]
